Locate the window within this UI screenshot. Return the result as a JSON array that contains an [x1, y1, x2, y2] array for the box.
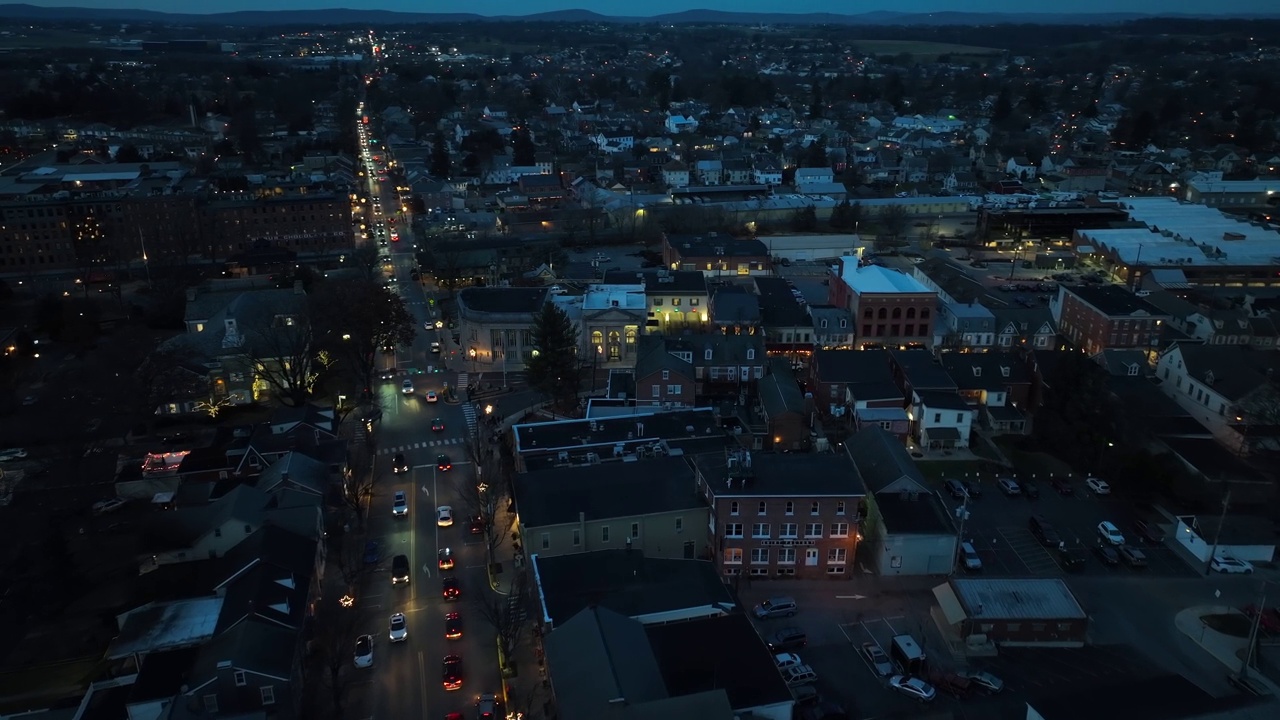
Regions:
[[705, 349, 713, 360], [780, 523, 798, 538], [675, 517, 683, 532], [203, 696, 219, 713], [651, 384, 660, 397], [746, 348, 756, 360], [778, 547, 796, 564], [758, 501, 767, 515], [602, 526, 610, 542], [730, 501, 740, 516], [751, 548, 770, 564], [805, 523, 823, 538], [810, 501, 820, 515], [836, 501, 846, 515], [653, 298, 663, 306], [260, 686, 276, 706], [572, 529, 581, 546], [752, 523, 771, 538], [214, 527, 222, 538], [631, 523, 640, 538], [725, 523, 743, 537], [667, 384, 682, 394], [785, 501, 794, 515], [826, 565, 846, 575], [234, 671, 247, 687], [662, 369, 670, 380], [724, 548, 743, 564], [672, 298, 681, 306], [828, 548, 847, 564], [541, 533, 550, 549], [831, 523, 849, 537]]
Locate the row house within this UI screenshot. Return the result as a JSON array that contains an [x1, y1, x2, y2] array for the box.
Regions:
[[1050, 284, 1167, 357], [889, 349, 973, 450], [662, 233, 771, 278], [1156, 342, 1280, 447], [939, 352, 1033, 435], [811, 350, 908, 437], [1144, 291, 1279, 350], [602, 269, 710, 335], [662, 161, 691, 188], [641, 332, 767, 397]]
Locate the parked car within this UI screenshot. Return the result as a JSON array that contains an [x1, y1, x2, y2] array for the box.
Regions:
[[1118, 545, 1148, 568], [1051, 477, 1074, 495], [1242, 605, 1280, 634], [927, 670, 973, 699], [767, 628, 807, 652], [963, 480, 982, 499], [944, 479, 968, 499], [1085, 477, 1111, 495], [1133, 519, 1165, 544], [1094, 544, 1120, 566], [1022, 480, 1040, 499], [861, 642, 893, 676], [961, 670, 1005, 694], [774, 653, 805, 670], [889, 675, 936, 702], [1211, 555, 1254, 574], [1057, 546, 1087, 571], [959, 541, 983, 571], [997, 478, 1021, 496], [392, 490, 408, 516], [1029, 515, 1060, 547], [1097, 521, 1125, 546]]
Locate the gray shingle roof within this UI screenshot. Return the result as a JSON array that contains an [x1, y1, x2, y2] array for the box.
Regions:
[[844, 425, 927, 494], [514, 457, 702, 527]]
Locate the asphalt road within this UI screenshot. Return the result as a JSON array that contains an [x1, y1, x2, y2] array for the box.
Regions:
[[356, 244, 502, 720]]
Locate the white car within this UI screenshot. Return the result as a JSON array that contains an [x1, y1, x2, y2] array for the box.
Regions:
[[1211, 555, 1255, 574], [1097, 521, 1125, 546], [425, 390, 439, 403], [388, 613, 408, 642], [92, 498, 127, 516], [889, 675, 936, 702], [437, 505, 454, 527], [1085, 477, 1111, 495], [773, 652, 804, 670], [0, 448, 28, 462], [354, 634, 374, 668], [430, 341, 441, 354], [392, 490, 408, 517], [401, 379, 414, 395]]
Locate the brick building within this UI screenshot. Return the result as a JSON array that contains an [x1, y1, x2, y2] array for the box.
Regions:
[[199, 187, 353, 261], [662, 233, 771, 277], [1049, 284, 1167, 356], [828, 257, 937, 350], [695, 449, 865, 580]]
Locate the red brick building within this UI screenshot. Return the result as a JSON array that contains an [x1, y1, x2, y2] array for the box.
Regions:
[[1049, 284, 1167, 356], [200, 187, 353, 261], [634, 335, 696, 408], [828, 257, 937, 349], [662, 233, 771, 277]]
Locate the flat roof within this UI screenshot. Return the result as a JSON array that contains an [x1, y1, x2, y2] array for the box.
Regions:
[[582, 283, 647, 311], [108, 596, 224, 659], [514, 456, 702, 527], [645, 614, 793, 711], [1187, 178, 1280, 194], [1077, 197, 1280, 268], [694, 451, 866, 498], [951, 578, 1086, 620], [514, 408, 720, 454], [839, 260, 932, 295]]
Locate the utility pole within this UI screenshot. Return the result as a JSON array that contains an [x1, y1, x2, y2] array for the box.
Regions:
[[1239, 583, 1267, 683], [949, 484, 971, 575], [1204, 489, 1232, 576]]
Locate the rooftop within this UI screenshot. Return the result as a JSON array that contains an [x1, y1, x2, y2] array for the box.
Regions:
[[602, 269, 708, 295], [754, 276, 811, 327], [838, 258, 933, 295], [514, 456, 702, 528], [107, 596, 223, 659], [532, 551, 734, 627], [1078, 197, 1280, 268], [1063, 284, 1167, 318], [950, 578, 1087, 620], [890, 348, 959, 392], [514, 408, 721, 454], [645, 613, 793, 711], [665, 234, 768, 258], [694, 450, 866, 498], [457, 286, 548, 315], [583, 283, 648, 311], [545, 607, 669, 720]]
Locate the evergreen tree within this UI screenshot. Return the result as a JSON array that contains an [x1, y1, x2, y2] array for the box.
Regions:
[[526, 302, 581, 409], [512, 128, 536, 166], [430, 131, 451, 179]]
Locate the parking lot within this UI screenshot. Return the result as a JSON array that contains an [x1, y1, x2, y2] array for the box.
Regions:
[[949, 475, 1201, 578]]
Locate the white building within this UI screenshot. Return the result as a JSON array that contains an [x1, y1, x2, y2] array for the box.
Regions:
[[665, 114, 699, 134]]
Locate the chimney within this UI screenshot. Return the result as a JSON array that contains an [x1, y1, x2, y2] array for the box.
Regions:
[[186, 287, 197, 302]]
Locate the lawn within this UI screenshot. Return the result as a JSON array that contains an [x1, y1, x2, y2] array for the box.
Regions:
[[1201, 613, 1251, 638], [0, 657, 105, 713], [850, 39, 1002, 60], [994, 436, 1077, 482]]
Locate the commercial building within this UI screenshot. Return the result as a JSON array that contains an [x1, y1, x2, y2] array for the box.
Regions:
[[828, 257, 937, 349], [580, 283, 647, 368], [1050, 284, 1167, 356], [932, 578, 1088, 649], [456, 287, 549, 372], [602, 269, 710, 334], [662, 233, 771, 277]]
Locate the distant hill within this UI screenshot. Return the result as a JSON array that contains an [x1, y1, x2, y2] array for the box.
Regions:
[[0, 3, 1273, 27]]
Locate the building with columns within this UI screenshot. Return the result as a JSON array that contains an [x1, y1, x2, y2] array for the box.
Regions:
[[580, 284, 648, 368]]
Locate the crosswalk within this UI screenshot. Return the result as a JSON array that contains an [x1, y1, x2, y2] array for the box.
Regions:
[[462, 402, 477, 437], [456, 373, 469, 396], [378, 437, 464, 455]]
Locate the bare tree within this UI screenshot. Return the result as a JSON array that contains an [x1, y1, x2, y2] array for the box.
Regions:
[[310, 594, 361, 714], [350, 242, 381, 282], [341, 441, 376, 530], [875, 204, 911, 249], [472, 570, 530, 664], [455, 440, 507, 563]]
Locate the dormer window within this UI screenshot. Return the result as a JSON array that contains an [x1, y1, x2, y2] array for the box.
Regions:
[[746, 348, 755, 360], [705, 349, 713, 361]]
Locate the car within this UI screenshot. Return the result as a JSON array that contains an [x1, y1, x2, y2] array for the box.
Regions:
[[889, 675, 937, 702], [1094, 544, 1120, 566], [469, 515, 485, 535], [476, 693, 499, 720], [1133, 519, 1166, 544], [1022, 480, 1040, 499], [927, 670, 974, 699], [961, 669, 1005, 694], [963, 481, 982, 499], [437, 454, 452, 471], [442, 576, 461, 600], [1097, 521, 1125, 546], [401, 379, 414, 395], [943, 479, 968, 499], [1051, 477, 1074, 495], [437, 505, 454, 527], [391, 453, 409, 474], [362, 541, 381, 565], [1057, 546, 1087, 571], [442, 655, 463, 691], [431, 341, 442, 354], [1029, 515, 1061, 547], [1242, 605, 1280, 634], [1211, 555, 1255, 574], [353, 635, 374, 668], [1118, 545, 1148, 567], [92, 497, 127, 516], [997, 477, 1021, 496], [391, 554, 410, 584], [388, 612, 408, 642], [445, 611, 463, 639], [432, 418, 446, 432], [766, 627, 807, 652], [959, 541, 983, 571], [380, 368, 395, 381], [861, 642, 893, 676], [0, 448, 28, 462], [426, 390, 439, 402], [392, 490, 408, 516], [1085, 477, 1111, 495], [774, 652, 804, 670], [438, 547, 455, 570]]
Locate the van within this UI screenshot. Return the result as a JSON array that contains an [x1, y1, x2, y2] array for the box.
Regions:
[[890, 634, 926, 675], [753, 596, 797, 619], [1028, 515, 1060, 547], [959, 541, 982, 571], [944, 479, 968, 499], [391, 554, 410, 585], [766, 627, 807, 652], [783, 665, 818, 686]]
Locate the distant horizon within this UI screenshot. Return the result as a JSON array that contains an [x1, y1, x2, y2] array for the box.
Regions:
[[4, 0, 1278, 17]]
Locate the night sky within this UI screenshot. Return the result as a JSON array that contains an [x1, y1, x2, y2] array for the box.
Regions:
[[14, 0, 1279, 16]]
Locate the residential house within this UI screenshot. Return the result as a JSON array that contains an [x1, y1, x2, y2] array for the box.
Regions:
[[722, 159, 753, 185], [694, 159, 724, 185], [757, 359, 809, 451], [810, 305, 854, 349], [1156, 342, 1280, 443], [662, 161, 691, 188], [1050, 285, 1168, 356], [634, 335, 696, 408], [709, 286, 762, 336], [695, 449, 865, 579], [992, 306, 1058, 351], [602, 269, 709, 335], [663, 234, 770, 278], [180, 619, 302, 717], [794, 167, 835, 187], [829, 257, 938, 350], [754, 276, 813, 358], [1006, 157, 1037, 180], [457, 287, 549, 372], [514, 457, 709, 560], [1144, 291, 1279, 349], [939, 352, 1033, 434], [665, 114, 699, 134], [751, 156, 783, 186], [581, 283, 649, 368], [656, 333, 767, 397], [809, 350, 907, 435], [845, 426, 958, 575], [889, 349, 972, 449]]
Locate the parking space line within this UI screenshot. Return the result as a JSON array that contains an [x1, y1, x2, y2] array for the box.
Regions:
[[997, 525, 1059, 575]]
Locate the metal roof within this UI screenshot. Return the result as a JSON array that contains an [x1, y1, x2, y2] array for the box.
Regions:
[[950, 578, 1086, 620]]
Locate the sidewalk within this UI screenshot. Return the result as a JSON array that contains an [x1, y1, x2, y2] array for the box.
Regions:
[[488, 504, 551, 719]]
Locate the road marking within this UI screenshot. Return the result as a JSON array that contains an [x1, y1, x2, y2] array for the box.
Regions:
[[417, 651, 427, 719], [836, 594, 868, 600]]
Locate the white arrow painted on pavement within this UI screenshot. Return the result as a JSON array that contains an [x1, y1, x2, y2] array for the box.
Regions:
[[836, 594, 868, 600]]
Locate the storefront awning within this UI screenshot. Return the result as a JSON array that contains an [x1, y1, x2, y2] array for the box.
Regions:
[[932, 583, 967, 626]]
